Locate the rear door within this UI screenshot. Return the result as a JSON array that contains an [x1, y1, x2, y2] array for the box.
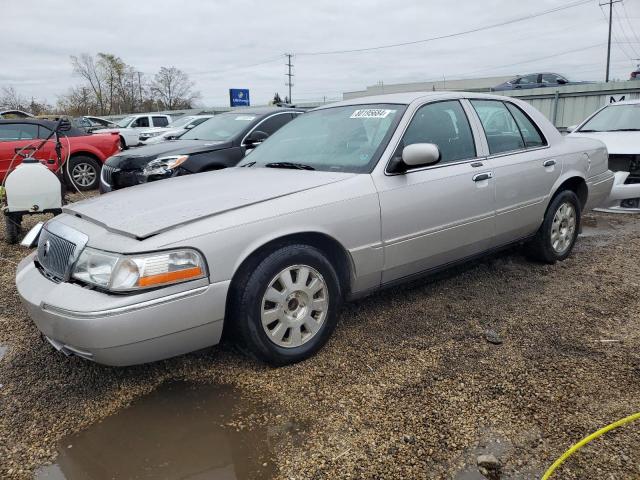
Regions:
[[152, 116, 169, 127], [469, 99, 559, 245]]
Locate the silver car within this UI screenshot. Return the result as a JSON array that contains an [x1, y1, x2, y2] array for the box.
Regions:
[[16, 92, 614, 366]]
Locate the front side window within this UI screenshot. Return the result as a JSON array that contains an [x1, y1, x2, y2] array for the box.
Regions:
[[579, 104, 640, 132], [519, 74, 539, 85], [401, 100, 476, 164], [249, 113, 291, 138], [471, 100, 524, 154], [237, 104, 406, 173], [180, 113, 259, 141], [132, 117, 150, 128], [0, 123, 38, 140], [541, 74, 563, 85]]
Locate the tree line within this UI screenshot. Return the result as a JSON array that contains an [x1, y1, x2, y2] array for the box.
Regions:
[[0, 53, 200, 117]]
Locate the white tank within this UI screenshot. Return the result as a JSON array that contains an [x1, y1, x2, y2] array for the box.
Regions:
[[5, 161, 62, 212]]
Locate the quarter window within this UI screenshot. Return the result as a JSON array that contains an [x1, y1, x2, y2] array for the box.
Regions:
[[401, 100, 476, 164], [505, 103, 546, 148], [471, 100, 525, 154]]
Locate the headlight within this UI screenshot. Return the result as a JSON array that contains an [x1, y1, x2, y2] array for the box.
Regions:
[[142, 155, 189, 176], [72, 247, 207, 292]]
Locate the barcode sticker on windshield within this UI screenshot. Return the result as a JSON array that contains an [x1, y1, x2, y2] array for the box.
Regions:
[[235, 115, 256, 121], [350, 109, 395, 119]]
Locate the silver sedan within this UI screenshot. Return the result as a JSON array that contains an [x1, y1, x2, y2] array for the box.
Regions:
[[16, 92, 614, 366]]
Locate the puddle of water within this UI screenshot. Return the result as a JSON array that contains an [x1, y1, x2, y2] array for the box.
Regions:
[[35, 381, 279, 480]]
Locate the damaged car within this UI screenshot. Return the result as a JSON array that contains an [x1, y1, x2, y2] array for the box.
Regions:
[[569, 99, 640, 212], [16, 92, 614, 367]]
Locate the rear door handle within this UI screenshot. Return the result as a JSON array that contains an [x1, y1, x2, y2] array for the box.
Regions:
[[543, 159, 556, 167], [472, 172, 493, 182]]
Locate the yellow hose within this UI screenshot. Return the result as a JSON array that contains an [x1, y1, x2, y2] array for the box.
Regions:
[[542, 412, 640, 479]]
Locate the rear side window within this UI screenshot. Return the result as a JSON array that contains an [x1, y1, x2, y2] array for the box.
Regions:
[[401, 100, 476, 164], [505, 103, 546, 148], [471, 100, 524, 155], [153, 116, 169, 127]]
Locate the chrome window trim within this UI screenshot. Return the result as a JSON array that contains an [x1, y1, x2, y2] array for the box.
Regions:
[[240, 111, 301, 147]]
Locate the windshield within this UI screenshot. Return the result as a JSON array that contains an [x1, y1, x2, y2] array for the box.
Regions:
[[167, 116, 198, 128], [115, 116, 135, 128], [180, 113, 257, 141], [237, 104, 405, 173], [579, 104, 640, 132]]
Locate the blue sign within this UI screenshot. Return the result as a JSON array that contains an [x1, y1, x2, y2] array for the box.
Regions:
[[229, 88, 250, 107]]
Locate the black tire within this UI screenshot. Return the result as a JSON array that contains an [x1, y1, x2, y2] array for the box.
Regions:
[[527, 190, 581, 264], [119, 136, 128, 150], [64, 156, 101, 191], [230, 244, 342, 366], [4, 214, 21, 245]]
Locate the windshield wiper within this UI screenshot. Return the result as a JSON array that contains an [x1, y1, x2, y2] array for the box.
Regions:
[[609, 128, 640, 132], [240, 161, 256, 168], [577, 129, 601, 132], [265, 162, 315, 170]]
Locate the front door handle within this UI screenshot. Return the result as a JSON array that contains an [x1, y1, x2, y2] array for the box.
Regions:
[[543, 159, 556, 167], [472, 172, 493, 182]]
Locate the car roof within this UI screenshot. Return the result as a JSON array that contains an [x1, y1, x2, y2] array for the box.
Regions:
[[315, 91, 518, 109], [0, 118, 86, 135]]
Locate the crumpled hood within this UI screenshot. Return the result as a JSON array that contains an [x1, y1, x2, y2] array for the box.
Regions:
[[568, 131, 640, 155], [64, 167, 355, 238], [105, 140, 228, 170]]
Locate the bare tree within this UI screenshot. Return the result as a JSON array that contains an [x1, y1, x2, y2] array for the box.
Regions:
[[151, 66, 199, 110], [71, 53, 108, 114], [0, 86, 28, 110]]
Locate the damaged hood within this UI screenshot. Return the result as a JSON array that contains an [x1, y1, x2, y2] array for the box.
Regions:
[[64, 168, 355, 238], [568, 131, 640, 155]]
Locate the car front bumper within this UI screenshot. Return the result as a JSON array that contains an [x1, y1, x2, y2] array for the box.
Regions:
[[16, 253, 229, 366]]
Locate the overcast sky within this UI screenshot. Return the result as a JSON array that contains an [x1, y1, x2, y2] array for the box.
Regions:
[[2, 0, 640, 107]]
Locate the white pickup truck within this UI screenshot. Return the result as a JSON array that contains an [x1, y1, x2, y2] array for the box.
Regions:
[[93, 114, 173, 149]]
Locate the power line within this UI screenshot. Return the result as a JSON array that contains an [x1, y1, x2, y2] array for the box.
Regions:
[[190, 56, 284, 76], [620, 1, 640, 53], [613, 3, 640, 57], [297, 0, 593, 56]]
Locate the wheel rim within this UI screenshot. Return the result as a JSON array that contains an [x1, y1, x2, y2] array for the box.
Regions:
[[261, 264, 329, 348], [72, 163, 97, 187], [550, 201, 577, 254]]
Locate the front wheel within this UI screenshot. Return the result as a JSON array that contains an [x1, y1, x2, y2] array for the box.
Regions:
[[231, 244, 342, 366], [527, 190, 581, 264]]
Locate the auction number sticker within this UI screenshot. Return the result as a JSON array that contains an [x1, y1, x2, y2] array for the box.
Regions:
[[350, 109, 395, 119], [235, 115, 256, 121]]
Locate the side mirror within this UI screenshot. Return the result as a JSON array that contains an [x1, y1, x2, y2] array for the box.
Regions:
[[557, 78, 568, 85], [244, 130, 269, 146], [402, 143, 440, 167], [567, 125, 578, 133]]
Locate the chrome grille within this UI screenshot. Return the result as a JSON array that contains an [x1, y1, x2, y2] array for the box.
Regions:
[[101, 165, 120, 186], [37, 228, 77, 281]]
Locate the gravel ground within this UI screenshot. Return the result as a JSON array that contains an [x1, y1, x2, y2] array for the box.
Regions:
[[1, 202, 639, 479]]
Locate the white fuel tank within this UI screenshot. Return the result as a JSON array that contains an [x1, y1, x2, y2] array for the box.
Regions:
[[5, 161, 62, 213]]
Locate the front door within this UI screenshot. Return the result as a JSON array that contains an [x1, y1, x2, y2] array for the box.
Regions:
[[373, 100, 496, 284]]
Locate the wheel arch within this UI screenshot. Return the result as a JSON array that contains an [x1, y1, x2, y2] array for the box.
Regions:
[[69, 149, 103, 166], [226, 231, 355, 311], [550, 174, 588, 209]]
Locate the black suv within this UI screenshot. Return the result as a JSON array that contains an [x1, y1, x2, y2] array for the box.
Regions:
[[100, 107, 302, 192]]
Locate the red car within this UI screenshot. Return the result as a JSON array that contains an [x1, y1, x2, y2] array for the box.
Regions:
[[0, 119, 120, 190]]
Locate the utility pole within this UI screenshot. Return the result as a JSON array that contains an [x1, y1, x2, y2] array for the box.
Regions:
[[601, 0, 623, 82], [137, 71, 143, 109], [285, 53, 294, 103]]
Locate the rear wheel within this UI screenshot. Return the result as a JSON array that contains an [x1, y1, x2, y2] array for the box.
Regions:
[[4, 214, 21, 244], [231, 244, 342, 366], [119, 136, 127, 150], [527, 190, 581, 264], [65, 156, 101, 191]]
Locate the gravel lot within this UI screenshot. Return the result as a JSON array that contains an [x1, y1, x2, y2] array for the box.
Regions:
[[1, 204, 639, 479]]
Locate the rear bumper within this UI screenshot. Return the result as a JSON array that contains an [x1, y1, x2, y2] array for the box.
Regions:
[[16, 254, 228, 366]]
